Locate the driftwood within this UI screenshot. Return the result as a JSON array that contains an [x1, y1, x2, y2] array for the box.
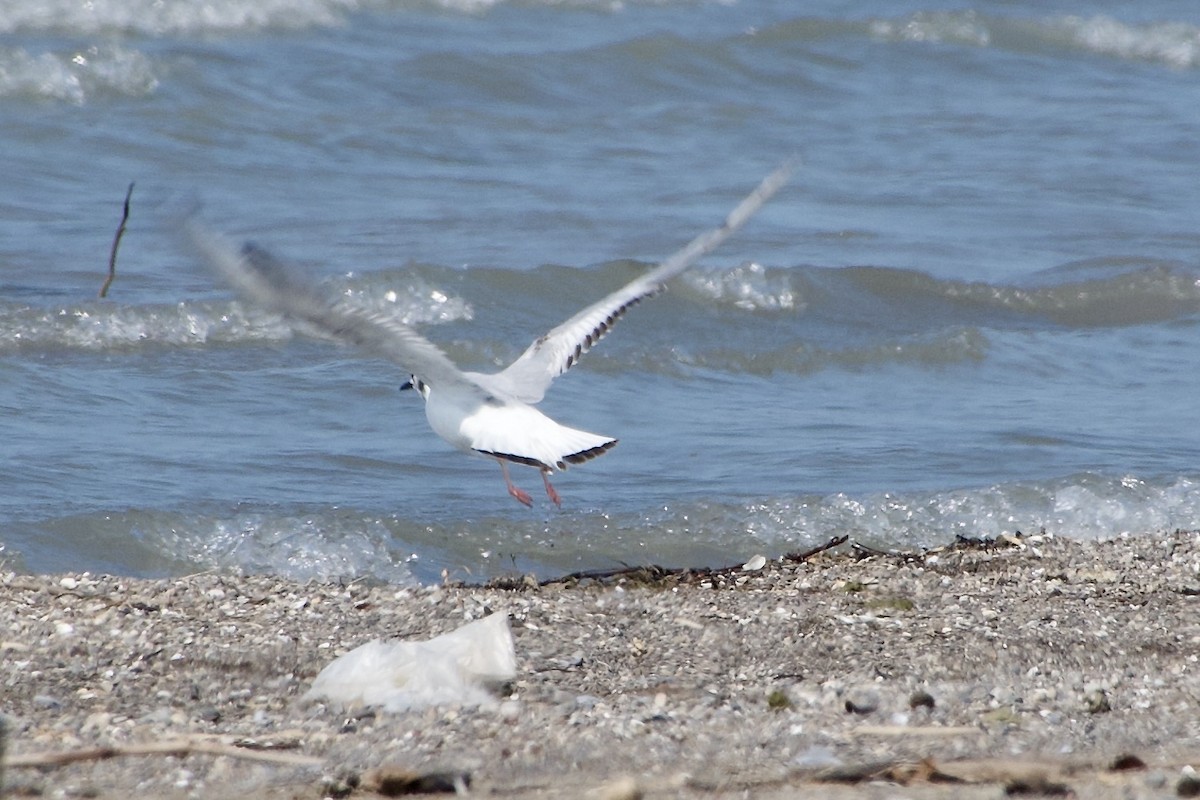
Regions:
[[4, 734, 322, 770], [545, 533, 850, 587], [99, 182, 135, 298], [472, 530, 1041, 591], [473, 534, 853, 590]]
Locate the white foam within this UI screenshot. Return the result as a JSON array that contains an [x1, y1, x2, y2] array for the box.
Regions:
[[684, 262, 802, 312], [0, 0, 656, 35], [0, 275, 471, 352], [0, 0, 361, 36], [745, 474, 1200, 550], [868, 11, 1200, 70], [869, 11, 991, 48], [0, 45, 156, 103], [1053, 15, 1200, 69], [162, 512, 420, 584]]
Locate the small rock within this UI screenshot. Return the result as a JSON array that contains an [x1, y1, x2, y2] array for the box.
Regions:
[[1178, 767, 1200, 798], [1109, 754, 1146, 771], [844, 688, 879, 715], [363, 765, 470, 796], [498, 699, 521, 722], [1144, 771, 1169, 789], [140, 707, 173, 726], [321, 768, 360, 799], [990, 686, 1017, 706], [983, 706, 1018, 724], [909, 690, 935, 711], [32, 694, 62, 711], [1004, 775, 1071, 796], [80, 712, 112, 735], [767, 689, 792, 711], [1084, 689, 1112, 714], [593, 775, 642, 800], [195, 706, 221, 723], [791, 745, 842, 770]]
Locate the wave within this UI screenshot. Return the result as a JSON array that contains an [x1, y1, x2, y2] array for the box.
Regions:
[[11, 506, 422, 583], [0, 0, 363, 37], [679, 259, 1200, 331], [0, 0, 705, 37], [738, 473, 1200, 551], [11, 473, 1199, 583], [864, 12, 1200, 69], [0, 269, 472, 353], [7, 7, 1198, 105], [4, 260, 1196, 375], [5, 0, 1196, 72], [0, 45, 157, 103], [1030, 15, 1200, 69], [824, 259, 1200, 330]]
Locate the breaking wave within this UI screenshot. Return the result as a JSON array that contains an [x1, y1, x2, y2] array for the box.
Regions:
[[0, 0, 363, 36], [15, 473, 1198, 584], [866, 11, 1200, 69], [4, 260, 1196, 377], [0, 45, 158, 103]]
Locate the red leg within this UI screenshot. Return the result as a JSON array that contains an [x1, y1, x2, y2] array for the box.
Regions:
[[541, 469, 562, 508], [498, 460, 533, 507]]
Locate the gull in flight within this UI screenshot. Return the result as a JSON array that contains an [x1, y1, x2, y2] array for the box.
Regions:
[[188, 162, 792, 507]]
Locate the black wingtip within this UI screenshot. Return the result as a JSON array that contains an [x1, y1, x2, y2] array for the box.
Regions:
[[562, 439, 619, 466]]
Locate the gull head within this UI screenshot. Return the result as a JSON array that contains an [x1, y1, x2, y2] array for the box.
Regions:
[[400, 375, 430, 400]]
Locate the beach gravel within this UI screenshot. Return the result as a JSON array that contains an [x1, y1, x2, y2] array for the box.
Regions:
[[2, 530, 1200, 798]]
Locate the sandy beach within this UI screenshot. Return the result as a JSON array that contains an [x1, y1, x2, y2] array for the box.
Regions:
[[3, 530, 1199, 799]]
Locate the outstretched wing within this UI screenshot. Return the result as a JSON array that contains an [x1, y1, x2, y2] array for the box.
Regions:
[[485, 160, 795, 404], [187, 220, 474, 392]]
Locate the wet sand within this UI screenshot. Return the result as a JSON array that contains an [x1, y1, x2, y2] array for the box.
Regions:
[[3, 530, 1200, 798]]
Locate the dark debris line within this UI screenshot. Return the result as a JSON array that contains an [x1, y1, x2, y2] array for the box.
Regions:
[[471, 532, 1038, 591]]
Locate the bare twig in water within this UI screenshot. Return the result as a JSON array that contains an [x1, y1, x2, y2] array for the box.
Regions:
[[5, 735, 322, 769], [99, 182, 135, 299]]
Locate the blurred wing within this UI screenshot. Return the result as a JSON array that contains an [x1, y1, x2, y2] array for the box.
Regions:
[[187, 220, 473, 391], [489, 160, 795, 404]]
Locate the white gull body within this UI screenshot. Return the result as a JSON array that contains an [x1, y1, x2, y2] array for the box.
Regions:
[[188, 163, 792, 506]]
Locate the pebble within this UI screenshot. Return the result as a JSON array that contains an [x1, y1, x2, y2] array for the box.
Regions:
[[843, 688, 879, 715], [1083, 689, 1112, 714], [1179, 767, 1200, 798], [32, 694, 62, 710], [593, 775, 643, 800], [498, 699, 521, 722], [909, 690, 936, 711], [195, 706, 221, 723]]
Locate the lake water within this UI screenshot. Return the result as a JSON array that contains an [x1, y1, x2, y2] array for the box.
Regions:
[[3, 0, 1200, 585]]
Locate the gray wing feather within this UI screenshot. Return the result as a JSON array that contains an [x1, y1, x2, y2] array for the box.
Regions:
[[187, 220, 472, 391], [489, 160, 796, 404]]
